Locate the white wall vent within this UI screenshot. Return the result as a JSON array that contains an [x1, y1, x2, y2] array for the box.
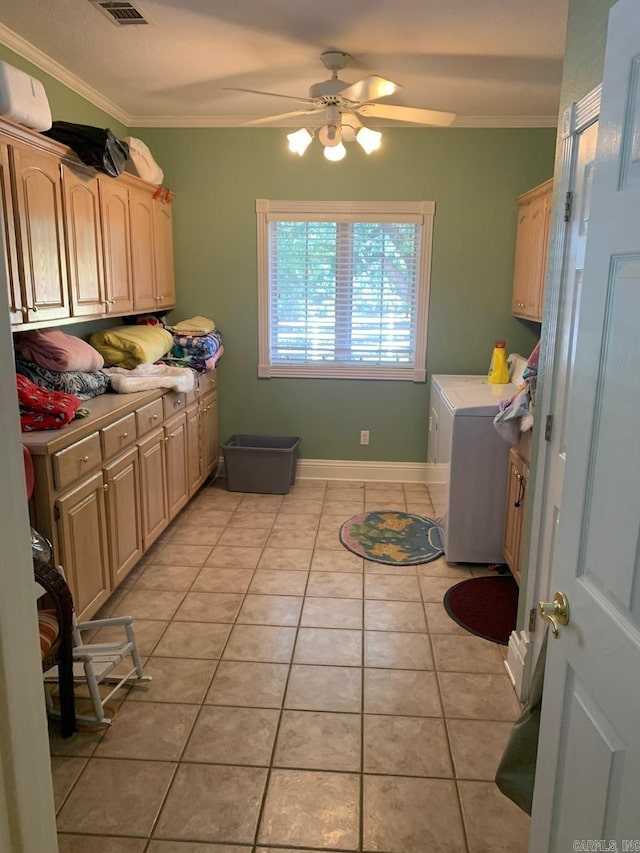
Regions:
[[90, 1, 150, 26]]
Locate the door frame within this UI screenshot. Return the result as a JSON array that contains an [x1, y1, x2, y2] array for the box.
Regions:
[[0, 236, 59, 847], [508, 85, 602, 700]]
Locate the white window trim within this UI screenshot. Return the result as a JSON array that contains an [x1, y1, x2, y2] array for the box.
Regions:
[[256, 199, 435, 382]]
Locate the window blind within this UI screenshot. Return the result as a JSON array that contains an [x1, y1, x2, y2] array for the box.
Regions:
[[268, 220, 422, 367]]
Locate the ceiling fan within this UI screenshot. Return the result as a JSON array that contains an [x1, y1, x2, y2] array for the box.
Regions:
[[224, 51, 456, 160]]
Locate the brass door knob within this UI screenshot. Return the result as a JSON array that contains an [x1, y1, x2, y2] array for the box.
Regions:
[[538, 591, 570, 638]]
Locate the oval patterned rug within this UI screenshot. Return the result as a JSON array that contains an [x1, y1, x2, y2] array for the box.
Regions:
[[339, 510, 443, 566]]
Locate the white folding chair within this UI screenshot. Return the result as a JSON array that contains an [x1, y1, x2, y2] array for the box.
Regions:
[[43, 565, 151, 727]]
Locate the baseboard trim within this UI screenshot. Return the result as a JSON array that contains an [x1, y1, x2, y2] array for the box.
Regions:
[[217, 457, 428, 484], [504, 629, 533, 703], [297, 459, 428, 483]]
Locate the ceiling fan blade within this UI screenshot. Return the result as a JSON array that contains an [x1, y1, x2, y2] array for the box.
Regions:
[[243, 108, 323, 126], [339, 75, 400, 104], [357, 103, 456, 127], [223, 87, 315, 105]]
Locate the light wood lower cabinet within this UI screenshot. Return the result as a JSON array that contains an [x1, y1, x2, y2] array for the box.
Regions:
[[200, 389, 219, 479], [503, 447, 529, 585], [55, 471, 111, 621], [186, 402, 202, 497], [138, 425, 169, 549], [164, 411, 189, 519], [27, 379, 218, 621], [103, 446, 143, 587]]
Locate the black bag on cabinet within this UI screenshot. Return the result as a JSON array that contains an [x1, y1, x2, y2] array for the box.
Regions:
[[42, 121, 130, 177]]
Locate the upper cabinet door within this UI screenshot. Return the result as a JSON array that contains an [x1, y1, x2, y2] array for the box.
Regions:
[[130, 185, 156, 312], [153, 195, 176, 310], [61, 162, 106, 317], [98, 176, 133, 315], [10, 143, 69, 323], [0, 142, 23, 325]]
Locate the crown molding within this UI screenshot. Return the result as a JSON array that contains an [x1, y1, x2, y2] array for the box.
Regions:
[[452, 115, 558, 128], [0, 24, 130, 126], [0, 26, 558, 132]]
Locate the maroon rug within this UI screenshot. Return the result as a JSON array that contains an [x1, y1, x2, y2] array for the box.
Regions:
[[443, 576, 519, 645]]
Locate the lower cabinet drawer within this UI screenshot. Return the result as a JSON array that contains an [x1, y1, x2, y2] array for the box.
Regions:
[[101, 412, 137, 458], [136, 398, 163, 437], [53, 432, 102, 491], [199, 371, 217, 395], [163, 390, 187, 419]]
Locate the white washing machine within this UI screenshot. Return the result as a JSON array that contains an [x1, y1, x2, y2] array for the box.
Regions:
[[426, 356, 526, 564]]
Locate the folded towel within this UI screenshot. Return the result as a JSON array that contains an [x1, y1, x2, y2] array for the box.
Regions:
[[17, 374, 82, 432], [105, 364, 196, 394], [15, 357, 110, 400], [14, 329, 104, 372], [90, 326, 173, 369], [171, 316, 216, 335]]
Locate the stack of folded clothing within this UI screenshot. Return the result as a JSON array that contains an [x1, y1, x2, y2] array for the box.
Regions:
[[14, 329, 110, 401], [162, 316, 224, 372], [17, 375, 85, 432], [90, 325, 174, 369]]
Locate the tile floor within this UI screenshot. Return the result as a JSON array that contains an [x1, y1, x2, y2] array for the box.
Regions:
[[50, 478, 530, 853]]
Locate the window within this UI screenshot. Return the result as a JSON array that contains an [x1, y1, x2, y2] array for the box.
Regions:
[[256, 200, 435, 381]]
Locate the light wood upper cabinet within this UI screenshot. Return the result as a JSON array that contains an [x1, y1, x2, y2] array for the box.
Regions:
[[512, 178, 553, 323], [99, 176, 134, 315], [61, 162, 106, 317], [10, 143, 69, 324], [153, 195, 176, 310], [130, 184, 157, 312], [0, 142, 23, 325]]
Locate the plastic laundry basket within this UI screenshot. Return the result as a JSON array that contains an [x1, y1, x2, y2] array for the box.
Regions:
[[222, 434, 301, 494]]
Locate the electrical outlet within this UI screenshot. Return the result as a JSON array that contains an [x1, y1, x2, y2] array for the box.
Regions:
[[360, 430, 370, 446]]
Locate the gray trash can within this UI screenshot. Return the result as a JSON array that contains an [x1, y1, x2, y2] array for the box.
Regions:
[[221, 434, 301, 494]]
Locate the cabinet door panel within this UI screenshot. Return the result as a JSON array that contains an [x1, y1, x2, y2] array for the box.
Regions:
[[104, 446, 143, 586], [200, 390, 219, 479], [0, 142, 23, 324], [99, 177, 133, 314], [130, 186, 156, 311], [62, 163, 105, 316], [56, 472, 110, 621], [165, 411, 189, 519], [153, 197, 175, 309], [138, 426, 169, 548], [186, 402, 203, 497], [11, 144, 69, 322]]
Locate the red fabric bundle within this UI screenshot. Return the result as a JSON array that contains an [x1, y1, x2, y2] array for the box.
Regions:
[[17, 374, 82, 432]]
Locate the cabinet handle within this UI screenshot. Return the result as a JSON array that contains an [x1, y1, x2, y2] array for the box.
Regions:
[[159, 295, 165, 301], [80, 455, 90, 463], [103, 483, 109, 492], [19, 306, 28, 316], [162, 436, 170, 443], [151, 414, 159, 421], [120, 432, 128, 439], [174, 398, 183, 407], [108, 298, 116, 305], [31, 304, 38, 312]]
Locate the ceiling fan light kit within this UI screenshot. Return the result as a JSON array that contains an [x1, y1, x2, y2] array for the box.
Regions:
[[231, 50, 456, 163]]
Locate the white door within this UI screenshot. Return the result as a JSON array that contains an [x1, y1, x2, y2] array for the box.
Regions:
[[526, 105, 600, 674], [531, 0, 640, 846]]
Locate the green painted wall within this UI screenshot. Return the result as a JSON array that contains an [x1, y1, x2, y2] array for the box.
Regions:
[[131, 125, 554, 461], [0, 43, 127, 136]]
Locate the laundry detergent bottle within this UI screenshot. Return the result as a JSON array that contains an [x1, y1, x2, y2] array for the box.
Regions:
[[488, 340, 509, 384]]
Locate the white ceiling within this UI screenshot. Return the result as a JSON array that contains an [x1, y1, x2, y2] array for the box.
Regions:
[[0, 0, 569, 128]]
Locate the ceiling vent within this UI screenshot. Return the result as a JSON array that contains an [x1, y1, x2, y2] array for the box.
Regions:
[[90, 1, 150, 26]]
